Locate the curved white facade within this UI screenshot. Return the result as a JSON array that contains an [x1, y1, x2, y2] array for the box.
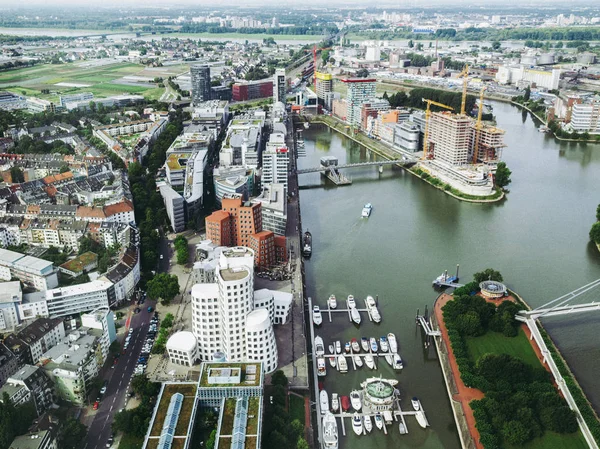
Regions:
[[192, 283, 220, 361], [166, 331, 198, 366], [245, 308, 278, 373]]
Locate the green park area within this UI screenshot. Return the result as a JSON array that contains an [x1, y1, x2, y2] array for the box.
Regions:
[[442, 270, 594, 449], [0, 60, 169, 102]]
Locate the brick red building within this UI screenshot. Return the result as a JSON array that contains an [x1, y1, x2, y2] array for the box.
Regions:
[[232, 79, 274, 102]]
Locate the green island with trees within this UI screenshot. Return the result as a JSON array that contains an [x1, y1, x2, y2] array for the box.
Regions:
[[589, 204, 600, 251], [442, 270, 597, 448]]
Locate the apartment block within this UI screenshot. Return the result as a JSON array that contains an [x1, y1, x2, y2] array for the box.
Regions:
[[273, 68, 286, 103], [427, 112, 473, 166], [252, 183, 287, 236], [571, 103, 600, 134], [44, 280, 115, 318], [342, 78, 377, 127], [0, 365, 54, 415], [262, 127, 289, 189], [315, 72, 333, 102], [10, 317, 66, 365], [159, 184, 186, 233], [0, 248, 58, 291], [191, 65, 212, 105], [232, 79, 273, 102], [81, 307, 116, 363]]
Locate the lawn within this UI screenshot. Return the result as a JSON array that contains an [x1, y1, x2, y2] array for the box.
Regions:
[[246, 397, 260, 435], [465, 327, 541, 368], [150, 383, 197, 437], [220, 398, 237, 436], [506, 431, 588, 449], [289, 394, 305, 425]]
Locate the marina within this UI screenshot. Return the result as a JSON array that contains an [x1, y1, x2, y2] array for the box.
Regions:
[[316, 294, 384, 324]]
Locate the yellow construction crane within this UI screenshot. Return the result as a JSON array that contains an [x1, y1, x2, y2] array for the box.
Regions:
[[457, 64, 470, 115], [472, 86, 486, 164], [422, 99, 454, 160]]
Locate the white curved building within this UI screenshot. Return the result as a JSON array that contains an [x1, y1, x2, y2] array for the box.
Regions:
[[245, 308, 278, 373], [166, 331, 198, 366], [192, 283, 220, 361]]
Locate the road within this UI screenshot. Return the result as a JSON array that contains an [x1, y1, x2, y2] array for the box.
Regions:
[[82, 300, 156, 449]]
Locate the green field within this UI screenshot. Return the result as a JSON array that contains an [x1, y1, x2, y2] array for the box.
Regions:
[[465, 327, 541, 369], [288, 394, 305, 425], [0, 61, 166, 101], [158, 32, 323, 42], [506, 431, 588, 449]]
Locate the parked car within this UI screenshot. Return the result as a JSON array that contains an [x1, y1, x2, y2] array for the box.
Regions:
[[93, 401, 99, 410]]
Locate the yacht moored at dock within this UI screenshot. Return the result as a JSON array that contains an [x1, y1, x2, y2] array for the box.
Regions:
[[365, 354, 375, 369], [375, 413, 383, 430], [350, 307, 362, 325], [354, 355, 363, 368], [351, 338, 360, 352], [323, 413, 338, 449], [364, 414, 373, 433], [341, 396, 350, 412], [331, 393, 339, 413], [315, 336, 324, 356], [361, 203, 373, 218], [302, 231, 312, 258], [399, 422, 407, 434], [369, 337, 378, 352], [335, 340, 342, 354], [361, 337, 369, 352], [411, 397, 420, 411], [312, 306, 322, 325], [379, 336, 389, 353], [344, 342, 351, 353], [350, 390, 362, 411], [317, 357, 326, 376], [338, 355, 348, 373], [387, 333, 398, 353], [328, 294, 337, 309], [329, 356, 336, 368], [392, 353, 404, 370], [352, 413, 363, 435], [320, 390, 329, 414], [416, 410, 428, 428], [347, 295, 356, 309]]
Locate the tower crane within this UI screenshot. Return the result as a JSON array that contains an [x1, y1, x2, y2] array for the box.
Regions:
[[457, 64, 470, 115], [472, 86, 486, 164], [422, 99, 454, 160]]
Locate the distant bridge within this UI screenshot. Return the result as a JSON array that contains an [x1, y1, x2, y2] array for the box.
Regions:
[[296, 158, 414, 175]]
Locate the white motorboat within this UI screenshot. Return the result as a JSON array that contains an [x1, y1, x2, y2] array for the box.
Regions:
[[347, 295, 356, 309], [317, 357, 326, 376], [328, 344, 334, 354], [364, 414, 373, 433], [369, 337, 378, 352], [361, 337, 369, 352], [350, 307, 361, 325], [337, 355, 348, 373], [365, 295, 376, 309], [412, 397, 421, 411], [312, 306, 322, 325], [328, 295, 337, 309], [379, 336, 389, 353], [344, 342, 351, 353], [335, 341, 341, 354], [365, 354, 375, 369], [387, 333, 398, 354], [329, 356, 336, 368], [399, 422, 407, 434], [375, 413, 383, 430], [331, 393, 339, 413], [350, 390, 362, 411], [354, 355, 363, 368], [370, 307, 381, 323], [392, 353, 403, 370], [323, 413, 338, 449], [320, 390, 329, 414], [416, 410, 428, 428], [385, 354, 394, 367], [352, 413, 363, 436], [351, 338, 360, 353], [315, 336, 325, 357], [361, 203, 373, 218]]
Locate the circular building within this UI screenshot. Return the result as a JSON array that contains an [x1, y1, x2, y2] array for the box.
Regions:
[[479, 280, 508, 299], [166, 331, 198, 366], [245, 308, 278, 374]]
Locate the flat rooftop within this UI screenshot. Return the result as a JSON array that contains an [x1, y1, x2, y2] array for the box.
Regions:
[[199, 362, 262, 388], [220, 267, 249, 282]]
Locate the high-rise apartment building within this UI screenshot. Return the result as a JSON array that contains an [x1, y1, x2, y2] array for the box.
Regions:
[[571, 103, 600, 134], [427, 112, 473, 166], [315, 72, 333, 103], [273, 69, 286, 103], [262, 128, 289, 189], [342, 78, 377, 127], [191, 65, 212, 105]]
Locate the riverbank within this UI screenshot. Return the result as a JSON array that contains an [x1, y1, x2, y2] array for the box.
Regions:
[[309, 114, 505, 203], [512, 101, 600, 144]]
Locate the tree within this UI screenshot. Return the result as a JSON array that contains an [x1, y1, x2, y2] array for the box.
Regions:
[[494, 162, 512, 189], [146, 273, 180, 304], [502, 420, 532, 445], [206, 429, 217, 449], [456, 311, 483, 336], [492, 41, 501, 51], [58, 418, 88, 449], [408, 39, 414, 48], [589, 222, 600, 244], [10, 166, 24, 183], [473, 269, 503, 284], [596, 204, 600, 221], [297, 438, 309, 449], [271, 370, 289, 387], [523, 85, 531, 102], [290, 419, 304, 443]]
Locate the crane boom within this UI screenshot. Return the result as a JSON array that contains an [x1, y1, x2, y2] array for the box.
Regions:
[[457, 64, 470, 115], [422, 98, 454, 160]]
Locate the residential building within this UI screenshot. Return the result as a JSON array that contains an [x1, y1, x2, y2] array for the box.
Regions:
[[262, 129, 289, 189], [342, 78, 377, 127], [40, 330, 101, 404], [315, 72, 333, 103], [0, 248, 58, 291], [251, 183, 287, 236], [232, 79, 273, 102], [166, 331, 198, 366], [6, 430, 57, 449], [393, 121, 421, 152], [248, 231, 287, 269], [191, 65, 212, 105], [0, 342, 19, 388], [0, 365, 54, 415], [0, 281, 22, 331], [206, 195, 262, 248], [571, 103, 600, 134], [361, 100, 390, 130], [44, 280, 115, 318], [58, 252, 98, 277], [159, 184, 186, 233], [102, 246, 140, 304], [427, 112, 473, 166], [220, 117, 263, 168], [213, 166, 253, 206], [99, 222, 136, 249], [11, 317, 66, 365], [81, 307, 116, 363], [273, 68, 286, 103]]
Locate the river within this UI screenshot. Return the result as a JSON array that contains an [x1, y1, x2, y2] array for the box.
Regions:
[[298, 101, 600, 449]]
